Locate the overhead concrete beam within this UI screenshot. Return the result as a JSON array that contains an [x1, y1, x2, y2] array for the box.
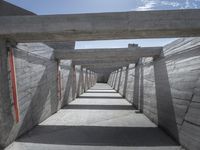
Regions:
[[54, 47, 162, 60], [81, 62, 131, 68], [72, 59, 136, 65], [1, 9, 200, 42], [0, 1, 35, 16], [45, 41, 75, 50], [87, 67, 122, 73]]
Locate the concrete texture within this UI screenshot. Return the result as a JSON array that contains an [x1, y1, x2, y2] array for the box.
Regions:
[[5, 83, 180, 150], [0, 40, 14, 149], [1, 10, 200, 42], [108, 37, 200, 150], [54, 47, 162, 60], [0, 42, 96, 148]]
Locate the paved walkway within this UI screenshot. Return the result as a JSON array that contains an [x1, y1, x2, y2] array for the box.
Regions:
[[6, 83, 181, 150]]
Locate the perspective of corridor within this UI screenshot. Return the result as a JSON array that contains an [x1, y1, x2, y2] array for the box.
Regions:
[[5, 84, 180, 150], [1, 1, 200, 150]]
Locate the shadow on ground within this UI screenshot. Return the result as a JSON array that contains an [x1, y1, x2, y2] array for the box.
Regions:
[[17, 125, 178, 147]]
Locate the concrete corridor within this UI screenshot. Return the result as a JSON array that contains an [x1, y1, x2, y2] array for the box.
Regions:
[[6, 83, 181, 150]]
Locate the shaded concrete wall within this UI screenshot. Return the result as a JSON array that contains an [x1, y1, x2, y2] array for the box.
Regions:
[[97, 73, 109, 83], [0, 41, 13, 150], [108, 38, 200, 150], [0, 42, 95, 148]]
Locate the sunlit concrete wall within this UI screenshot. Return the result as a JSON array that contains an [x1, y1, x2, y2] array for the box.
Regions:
[[108, 38, 200, 150], [0, 43, 96, 149]]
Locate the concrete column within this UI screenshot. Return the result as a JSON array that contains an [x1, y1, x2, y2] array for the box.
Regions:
[[83, 68, 86, 92], [110, 72, 115, 87], [85, 69, 89, 91], [123, 65, 129, 98], [89, 70, 92, 88], [72, 65, 76, 100], [111, 72, 114, 86], [77, 67, 83, 97], [133, 58, 143, 109], [112, 71, 117, 88], [0, 40, 14, 148], [117, 67, 123, 92], [81, 67, 85, 94], [153, 56, 179, 142], [92, 72, 95, 86], [107, 73, 111, 85], [114, 70, 119, 90]]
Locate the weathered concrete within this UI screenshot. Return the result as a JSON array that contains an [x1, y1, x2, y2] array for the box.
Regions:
[[54, 47, 162, 60], [1, 9, 200, 42], [108, 37, 200, 150], [5, 83, 180, 150], [0, 42, 90, 148], [122, 66, 129, 97], [0, 40, 14, 149], [73, 59, 135, 66]]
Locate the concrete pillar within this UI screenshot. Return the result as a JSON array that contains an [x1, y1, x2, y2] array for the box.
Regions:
[[89, 70, 92, 88], [83, 68, 86, 92], [133, 58, 143, 110], [114, 69, 119, 90], [72, 65, 76, 100], [110, 72, 114, 87], [113, 70, 118, 89], [92, 72, 95, 86], [85, 69, 89, 91], [77, 67, 83, 97], [123, 65, 129, 98], [81, 67, 85, 94], [0, 40, 14, 148], [117, 67, 123, 92], [153, 56, 179, 142], [112, 71, 117, 88]]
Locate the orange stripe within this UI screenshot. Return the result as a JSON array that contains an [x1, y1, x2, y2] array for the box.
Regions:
[[8, 48, 19, 122]]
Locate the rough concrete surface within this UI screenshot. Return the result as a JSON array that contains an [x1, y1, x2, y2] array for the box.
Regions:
[[5, 84, 181, 150], [109, 37, 200, 150]]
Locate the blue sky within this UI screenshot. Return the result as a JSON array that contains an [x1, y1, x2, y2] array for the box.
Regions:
[[6, 0, 200, 48]]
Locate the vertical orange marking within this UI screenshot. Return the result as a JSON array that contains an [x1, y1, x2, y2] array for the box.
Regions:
[[8, 48, 19, 123]]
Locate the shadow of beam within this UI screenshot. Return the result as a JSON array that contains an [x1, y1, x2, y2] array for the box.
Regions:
[[17, 125, 179, 147], [85, 91, 116, 93], [62, 104, 135, 110], [78, 96, 123, 99]]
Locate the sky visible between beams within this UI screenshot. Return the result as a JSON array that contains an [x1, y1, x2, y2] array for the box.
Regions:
[[6, 0, 200, 49]]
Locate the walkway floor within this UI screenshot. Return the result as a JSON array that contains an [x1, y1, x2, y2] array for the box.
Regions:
[[6, 83, 181, 150]]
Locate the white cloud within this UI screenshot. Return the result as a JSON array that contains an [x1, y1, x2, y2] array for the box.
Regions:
[[185, 0, 190, 8], [160, 1, 180, 7], [136, 1, 156, 11]]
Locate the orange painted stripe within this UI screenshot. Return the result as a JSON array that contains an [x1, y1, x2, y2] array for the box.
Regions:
[[8, 48, 19, 123]]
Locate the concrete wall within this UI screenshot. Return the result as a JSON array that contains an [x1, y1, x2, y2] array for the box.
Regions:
[[0, 42, 96, 148], [97, 72, 109, 83], [108, 38, 200, 150]]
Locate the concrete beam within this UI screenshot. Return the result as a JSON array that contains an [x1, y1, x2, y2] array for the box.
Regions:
[[72, 59, 136, 65], [54, 47, 162, 60], [45, 41, 75, 50], [88, 67, 121, 73], [1, 9, 200, 42], [82, 62, 130, 69]]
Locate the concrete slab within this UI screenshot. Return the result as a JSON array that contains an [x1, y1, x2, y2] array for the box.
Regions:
[[5, 83, 181, 150]]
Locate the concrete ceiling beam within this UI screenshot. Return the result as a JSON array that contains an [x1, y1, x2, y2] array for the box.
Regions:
[[54, 47, 162, 60], [1, 9, 200, 42]]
